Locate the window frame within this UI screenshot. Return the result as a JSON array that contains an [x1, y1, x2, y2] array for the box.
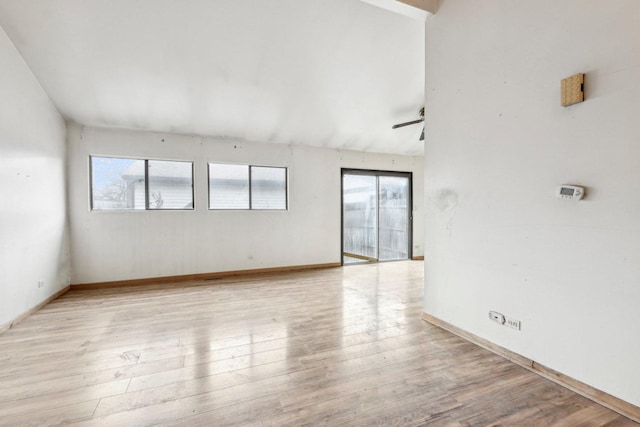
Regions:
[[89, 155, 195, 212], [207, 162, 288, 211]]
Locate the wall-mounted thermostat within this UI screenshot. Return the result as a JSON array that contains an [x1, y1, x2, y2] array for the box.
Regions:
[[557, 185, 584, 200]]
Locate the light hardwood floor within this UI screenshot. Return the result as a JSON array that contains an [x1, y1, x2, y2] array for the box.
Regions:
[[0, 261, 636, 426]]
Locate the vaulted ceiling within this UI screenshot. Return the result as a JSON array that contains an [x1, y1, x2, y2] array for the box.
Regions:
[[0, 0, 425, 155]]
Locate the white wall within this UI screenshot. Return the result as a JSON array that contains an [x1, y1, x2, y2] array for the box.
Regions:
[[424, 0, 640, 406], [68, 124, 424, 284], [0, 26, 69, 328]]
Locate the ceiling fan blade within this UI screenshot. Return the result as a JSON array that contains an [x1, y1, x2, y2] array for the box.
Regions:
[[391, 118, 424, 129]]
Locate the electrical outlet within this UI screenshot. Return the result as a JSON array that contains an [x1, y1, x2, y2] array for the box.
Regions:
[[488, 311, 505, 325], [505, 317, 521, 330], [37, 280, 44, 288]]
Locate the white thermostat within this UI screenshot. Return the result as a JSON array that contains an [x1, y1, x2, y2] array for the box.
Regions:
[[557, 185, 584, 200]]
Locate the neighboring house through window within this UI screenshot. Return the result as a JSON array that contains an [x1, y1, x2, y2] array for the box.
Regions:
[[91, 156, 194, 210], [208, 163, 287, 210]]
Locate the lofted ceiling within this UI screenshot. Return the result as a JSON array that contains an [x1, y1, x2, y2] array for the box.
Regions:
[[0, 0, 425, 155]]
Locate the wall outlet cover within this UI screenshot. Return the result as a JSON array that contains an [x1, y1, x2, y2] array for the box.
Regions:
[[489, 311, 505, 324], [505, 317, 521, 330]]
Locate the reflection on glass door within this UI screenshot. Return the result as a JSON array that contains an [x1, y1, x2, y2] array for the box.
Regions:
[[342, 170, 411, 265]]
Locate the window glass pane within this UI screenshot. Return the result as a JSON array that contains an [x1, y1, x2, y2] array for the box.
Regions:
[[209, 163, 249, 209], [251, 166, 287, 210], [148, 160, 194, 210], [342, 174, 377, 263], [378, 176, 410, 261], [91, 157, 145, 210]]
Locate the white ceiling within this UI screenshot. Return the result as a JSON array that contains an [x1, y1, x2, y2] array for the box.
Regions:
[[0, 0, 425, 155]]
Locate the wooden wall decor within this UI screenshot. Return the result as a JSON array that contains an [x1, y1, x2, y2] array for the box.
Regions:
[[561, 73, 585, 107]]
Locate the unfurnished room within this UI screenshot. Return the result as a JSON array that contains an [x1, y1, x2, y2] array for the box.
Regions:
[[0, 0, 639, 425]]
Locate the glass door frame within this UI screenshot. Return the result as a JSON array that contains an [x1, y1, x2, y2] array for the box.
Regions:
[[341, 168, 413, 265]]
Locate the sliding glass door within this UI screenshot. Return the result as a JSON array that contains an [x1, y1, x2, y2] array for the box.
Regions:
[[342, 170, 412, 264]]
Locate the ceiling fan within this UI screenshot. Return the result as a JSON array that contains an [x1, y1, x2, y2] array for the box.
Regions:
[[392, 106, 425, 141]]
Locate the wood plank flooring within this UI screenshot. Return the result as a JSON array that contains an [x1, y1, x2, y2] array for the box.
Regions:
[[0, 261, 636, 426]]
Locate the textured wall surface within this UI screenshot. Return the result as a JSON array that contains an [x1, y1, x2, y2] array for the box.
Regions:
[[424, 0, 640, 406]]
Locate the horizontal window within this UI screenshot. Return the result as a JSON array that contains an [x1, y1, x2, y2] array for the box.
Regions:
[[208, 163, 287, 210], [90, 156, 194, 211]]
